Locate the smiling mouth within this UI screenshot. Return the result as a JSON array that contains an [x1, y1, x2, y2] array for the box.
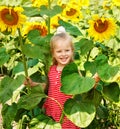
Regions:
[[60, 57, 68, 62]]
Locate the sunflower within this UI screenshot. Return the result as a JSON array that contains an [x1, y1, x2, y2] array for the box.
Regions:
[[31, 0, 48, 7], [112, 0, 120, 6], [77, 0, 90, 7], [88, 15, 117, 42], [50, 14, 63, 29], [23, 22, 48, 36], [0, 6, 26, 35], [61, 1, 83, 22]]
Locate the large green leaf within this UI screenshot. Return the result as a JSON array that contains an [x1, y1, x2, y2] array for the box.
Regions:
[[0, 47, 9, 66], [0, 75, 25, 104], [61, 63, 95, 94], [64, 98, 96, 128], [59, 20, 82, 36], [2, 103, 17, 129], [75, 38, 94, 55], [102, 82, 120, 102], [17, 86, 46, 110], [22, 44, 45, 59], [61, 73, 95, 95], [29, 114, 61, 129]]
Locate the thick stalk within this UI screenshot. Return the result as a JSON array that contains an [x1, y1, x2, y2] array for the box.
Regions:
[[17, 28, 28, 77]]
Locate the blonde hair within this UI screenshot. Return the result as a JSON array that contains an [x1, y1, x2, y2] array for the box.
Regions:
[[50, 26, 74, 65]]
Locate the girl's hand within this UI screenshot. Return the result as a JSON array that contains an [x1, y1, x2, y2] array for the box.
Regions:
[[24, 77, 47, 90], [24, 77, 39, 87], [93, 73, 100, 89]]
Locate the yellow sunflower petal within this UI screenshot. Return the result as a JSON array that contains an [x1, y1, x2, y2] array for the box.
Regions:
[[88, 15, 117, 42], [0, 6, 26, 35], [23, 21, 48, 36]]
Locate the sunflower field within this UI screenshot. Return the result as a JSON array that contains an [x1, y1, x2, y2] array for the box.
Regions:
[[0, 0, 120, 129]]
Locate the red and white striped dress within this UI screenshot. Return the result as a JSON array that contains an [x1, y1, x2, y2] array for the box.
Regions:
[[44, 65, 80, 129]]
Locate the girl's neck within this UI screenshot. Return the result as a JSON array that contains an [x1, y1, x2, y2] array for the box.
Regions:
[[56, 64, 65, 72]]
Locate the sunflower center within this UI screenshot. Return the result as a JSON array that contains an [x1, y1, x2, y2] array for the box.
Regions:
[[33, 25, 47, 36], [1, 8, 18, 25], [94, 19, 108, 33], [66, 8, 77, 16]]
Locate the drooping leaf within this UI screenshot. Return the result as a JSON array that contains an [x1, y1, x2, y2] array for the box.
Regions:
[[0, 47, 9, 66], [96, 105, 109, 119], [84, 61, 97, 75], [64, 98, 96, 128], [75, 38, 94, 55], [103, 82, 120, 102], [0, 75, 25, 104], [59, 20, 82, 36], [29, 114, 61, 129], [2, 103, 17, 129], [40, 5, 62, 17], [95, 55, 119, 82], [81, 89, 102, 107], [27, 30, 52, 47]]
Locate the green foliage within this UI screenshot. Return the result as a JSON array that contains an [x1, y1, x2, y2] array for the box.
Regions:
[[59, 20, 82, 36], [0, 47, 9, 66], [0, 75, 25, 104], [61, 63, 95, 95], [0, 0, 120, 128], [29, 114, 61, 129], [64, 98, 96, 128]]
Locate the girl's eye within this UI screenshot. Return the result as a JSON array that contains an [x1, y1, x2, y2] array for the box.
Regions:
[[66, 49, 70, 52], [56, 50, 61, 53]]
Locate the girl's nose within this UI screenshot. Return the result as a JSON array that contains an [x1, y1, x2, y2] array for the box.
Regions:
[[62, 51, 66, 55]]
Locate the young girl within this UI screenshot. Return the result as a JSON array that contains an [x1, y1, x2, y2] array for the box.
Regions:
[[43, 26, 80, 129]]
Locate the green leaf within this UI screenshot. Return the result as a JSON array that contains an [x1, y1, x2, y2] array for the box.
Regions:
[[61, 62, 95, 95], [103, 82, 120, 102], [40, 5, 62, 17], [29, 114, 61, 129], [61, 74, 95, 95], [96, 105, 109, 119], [59, 20, 82, 36], [22, 44, 45, 59], [84, 61, 97, 74], [75, 39, 94, 55], [0, 75, 25, 104], [61, 62, 78, 78], [0, 47, 9, 66], [2, 103, 17, 129], [95, 55, 119, 82], [27, 30, 52, 47], [81, 90, 102, 107], [64, 98, 96, 128], [23, 7, 40, 17], [17, 89, 46, 110]]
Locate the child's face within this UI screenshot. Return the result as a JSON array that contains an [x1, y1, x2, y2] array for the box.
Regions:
[[53, 38, 73, 67]]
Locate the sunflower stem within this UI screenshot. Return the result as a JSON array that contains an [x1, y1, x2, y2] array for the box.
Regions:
[[17, 28, 28, 77], [48, 0, 51, 34]]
